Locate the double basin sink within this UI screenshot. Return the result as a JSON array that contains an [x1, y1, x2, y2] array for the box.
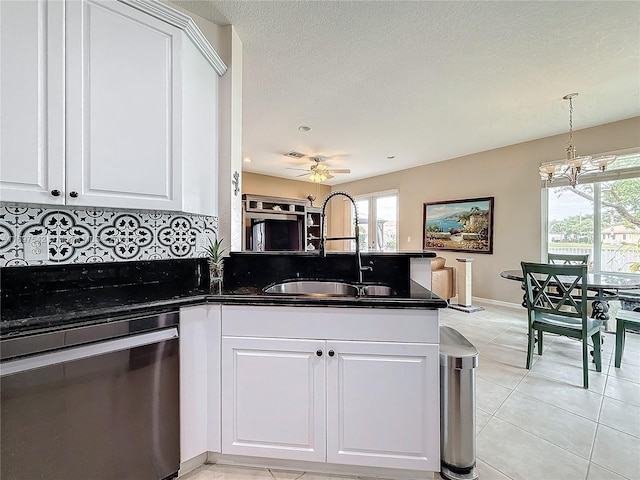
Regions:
[[263, 280, 397, 298]]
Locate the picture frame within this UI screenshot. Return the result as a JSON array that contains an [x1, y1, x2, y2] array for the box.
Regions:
[[423, 197, 494, 254]]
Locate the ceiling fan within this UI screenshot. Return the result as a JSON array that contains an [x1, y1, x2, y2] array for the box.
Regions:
[[286, 154, 351, 183]]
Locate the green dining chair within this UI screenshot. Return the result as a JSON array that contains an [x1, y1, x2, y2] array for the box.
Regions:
[[521, 261, 603, 389], [548, 253, 590, 265], [615, 309, 640, 368]]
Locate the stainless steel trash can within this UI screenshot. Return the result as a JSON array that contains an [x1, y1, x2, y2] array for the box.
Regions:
[[440, 326, 479, 480]]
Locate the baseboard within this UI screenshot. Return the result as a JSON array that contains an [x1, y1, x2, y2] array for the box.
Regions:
[[472, 296, 522, 310], [203, 453, 435, 480], [179, 452, 208, 477]]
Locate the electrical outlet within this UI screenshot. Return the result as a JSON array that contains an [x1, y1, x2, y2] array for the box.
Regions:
[[195, 233, 214, 253], [23, 235, 49, 261]]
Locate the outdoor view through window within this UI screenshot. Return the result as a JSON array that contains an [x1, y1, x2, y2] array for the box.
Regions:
[[547, 152, 640, 274], [351, 193, 398, 252]]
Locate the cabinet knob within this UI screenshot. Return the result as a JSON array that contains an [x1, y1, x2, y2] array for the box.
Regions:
[[328, 350, 335, 357], [69, 191, 79, 198], [316, 349, 323, 357], [51, 189, 61, 197]]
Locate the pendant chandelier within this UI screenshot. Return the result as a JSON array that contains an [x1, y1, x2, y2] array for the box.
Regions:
[[539, 93, 616, 187]]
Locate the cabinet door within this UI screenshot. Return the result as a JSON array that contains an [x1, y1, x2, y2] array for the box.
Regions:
[[222, 336, 326, 462], [180, 305, 221, 464], [65, 0, 182, 210], [0, 0, 64, 204], [326, 341, 440, 470]]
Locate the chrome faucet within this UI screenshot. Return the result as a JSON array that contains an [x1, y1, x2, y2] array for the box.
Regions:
[[319, 191, 373, 284]]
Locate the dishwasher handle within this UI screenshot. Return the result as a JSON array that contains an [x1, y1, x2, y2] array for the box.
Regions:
[[0, 328, 179, 377]]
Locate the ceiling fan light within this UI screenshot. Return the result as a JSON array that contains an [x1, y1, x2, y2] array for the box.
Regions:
[[309, 172, 323, 183]]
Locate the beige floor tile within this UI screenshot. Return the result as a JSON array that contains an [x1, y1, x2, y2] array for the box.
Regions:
[[604, 375, 640, 406], [530, 355, 608, 394], [478, 342, 528, 368], [475, 458, 513, 480], [476, 355, 528, 390], [270, 470, 305, 480], [477, 417, 589, 480], [476, 377, 512, 414], [476, 407, 492, 434], [598, 395, 640, 438], [536, 337, 605, 371], [190, 465, 275, 480], [608, 358, 640, 384], [489, 329, 529, 348], [591, 425, 640, 480], [440, 322, 503, 346], [298, 474, 359, 480], [495, 391, 597, 459], [616, 332, 640, 367], [586, 462, 627, 480], [515, 372, 603, 421], [179, 465, 216, 480]]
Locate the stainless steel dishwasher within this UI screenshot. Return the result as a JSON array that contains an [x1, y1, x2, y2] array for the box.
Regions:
[[0, 311, 180, 480]]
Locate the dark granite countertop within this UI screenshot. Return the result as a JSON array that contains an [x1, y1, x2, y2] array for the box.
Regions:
[[1, 256, 446, 339], [1, 280, 445, 339]]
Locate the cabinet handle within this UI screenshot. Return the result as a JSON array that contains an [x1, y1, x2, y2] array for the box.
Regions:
[[328, 350, 335, 357], [51, 189, 61, 197], [69, 191, 79, 198], [316, 349, 323, 357]]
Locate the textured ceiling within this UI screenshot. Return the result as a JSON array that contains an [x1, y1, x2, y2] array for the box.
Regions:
[[173, 0, 640, 185]]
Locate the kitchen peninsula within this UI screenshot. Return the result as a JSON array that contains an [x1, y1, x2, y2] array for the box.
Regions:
[[2, 252, 446, 480]]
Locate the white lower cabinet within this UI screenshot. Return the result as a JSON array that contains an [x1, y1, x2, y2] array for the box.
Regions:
[[326, 341, 439, 470], [221, 337, 326, 462], [180, 305, 221, 465], [220, 305, 440, 472]]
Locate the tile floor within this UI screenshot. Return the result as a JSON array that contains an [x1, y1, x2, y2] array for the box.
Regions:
[[180, 301, 640, 480]]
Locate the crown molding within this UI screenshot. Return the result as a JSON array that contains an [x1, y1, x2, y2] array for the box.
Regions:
[[118, 0, 227, 76]]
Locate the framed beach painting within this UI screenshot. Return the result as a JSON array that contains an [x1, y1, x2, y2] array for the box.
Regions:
[[423, 197, 494, 254]]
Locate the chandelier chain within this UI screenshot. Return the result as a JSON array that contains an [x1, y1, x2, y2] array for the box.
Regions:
[[568, 96, 573, 145]]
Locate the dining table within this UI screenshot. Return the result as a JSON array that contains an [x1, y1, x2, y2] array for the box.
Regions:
[[500, 269, 640, 333]]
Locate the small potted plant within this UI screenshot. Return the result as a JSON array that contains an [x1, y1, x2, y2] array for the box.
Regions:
[[204, 235, 227, 293]]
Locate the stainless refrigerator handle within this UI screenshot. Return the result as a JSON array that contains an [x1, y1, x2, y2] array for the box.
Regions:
[[0, 328, 179, 377]]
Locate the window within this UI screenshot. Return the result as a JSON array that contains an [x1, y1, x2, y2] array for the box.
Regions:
[[544, 151, 640, 274], [350, 191, 398, 252]]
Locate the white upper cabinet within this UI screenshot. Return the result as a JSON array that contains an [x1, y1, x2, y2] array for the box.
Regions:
[[0, 0, 225, 214], [65, 0, 183, 210], [0, 0, 65, 205]]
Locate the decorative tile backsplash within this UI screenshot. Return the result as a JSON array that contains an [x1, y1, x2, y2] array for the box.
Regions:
[[0, 204, 218, 267]]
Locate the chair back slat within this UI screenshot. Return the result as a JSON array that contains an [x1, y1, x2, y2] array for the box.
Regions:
[[548, 253, 590, 265], [521, 262, 588, 320]]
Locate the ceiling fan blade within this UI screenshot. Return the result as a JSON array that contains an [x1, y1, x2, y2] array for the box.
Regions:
[[328, 169, 351, 174], [295, 172, 309, 178], [325, 173, 335, 179], [287, 167, 311, 172]]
